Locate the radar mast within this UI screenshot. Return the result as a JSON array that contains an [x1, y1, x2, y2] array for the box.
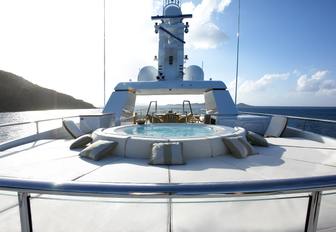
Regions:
[[151, 0, 192, 81]]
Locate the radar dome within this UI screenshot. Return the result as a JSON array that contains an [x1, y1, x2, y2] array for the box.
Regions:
[[164, 4, 182, 17], [138, 66, 158, 82], [184, 65, 204, 81]]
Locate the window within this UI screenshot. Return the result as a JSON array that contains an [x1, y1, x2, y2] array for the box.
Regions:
[[169, 56, 173, 65]]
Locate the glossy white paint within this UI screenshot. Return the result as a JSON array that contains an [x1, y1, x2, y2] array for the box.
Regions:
[[103, 2, 238, 122], [92, 125, 244, 159]]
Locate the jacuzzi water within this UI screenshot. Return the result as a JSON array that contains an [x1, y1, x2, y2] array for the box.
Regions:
[[116, 124, 229, 139]]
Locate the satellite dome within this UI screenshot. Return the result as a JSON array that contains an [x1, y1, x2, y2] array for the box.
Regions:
[[164, 4, 182, 17], [184, 65, 204, 81], [138, 66, 158, 82]]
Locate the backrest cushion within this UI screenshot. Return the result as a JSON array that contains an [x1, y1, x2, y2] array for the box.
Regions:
[[264, 116, 288, 138], [63, 120, 85, 138]]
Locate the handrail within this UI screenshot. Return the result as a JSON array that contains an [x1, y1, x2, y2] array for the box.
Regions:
[[0, 161, 334, 232], [146, 101, 158, 116], [0, 112, 115, 129], [239, 111, 336, 124], [2, 175, 334, 232], [1, 175, 336, 198], [182, 100, 193, 115]]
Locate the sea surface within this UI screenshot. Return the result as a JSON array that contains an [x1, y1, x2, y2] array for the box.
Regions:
[[238, 106, 336, 121], [0, 106, 335, 143], [239, 106, 336, 138], [0, 109, 101, 143]]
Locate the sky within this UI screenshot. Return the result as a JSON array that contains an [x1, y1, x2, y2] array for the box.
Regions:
[[0, 0, 335, 107]]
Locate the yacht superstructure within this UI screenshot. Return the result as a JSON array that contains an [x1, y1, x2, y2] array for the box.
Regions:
[[0, 1, 336, 232], [103, 0, 237, 126]]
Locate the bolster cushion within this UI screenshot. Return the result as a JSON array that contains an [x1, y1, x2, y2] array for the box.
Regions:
[[223, 136, 257, 158], [70, 134, 93, 149], [246, 131, 269, 147], [79, 140, 117, 161]]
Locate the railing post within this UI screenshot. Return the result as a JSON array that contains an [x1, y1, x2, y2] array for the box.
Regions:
[[303, 120, 307, 131], [35, 122, 39, 134], [305, 191, 322, 232], [18, 192, 33, 232]]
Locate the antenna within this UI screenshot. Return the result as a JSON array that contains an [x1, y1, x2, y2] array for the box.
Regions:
[[103, 0, 106, 106], [234, 0, 241, 105]]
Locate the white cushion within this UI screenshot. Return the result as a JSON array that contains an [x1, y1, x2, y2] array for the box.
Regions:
[[149, 142, 185, 165], [92, 129, 130, 157], [70, 134, 92, 149], [80, 140, 117, 161], [246, 131, 269, 147], [222, 136, 257, 158], [63, 120, 84, 138], [264, 116, 287, 137]]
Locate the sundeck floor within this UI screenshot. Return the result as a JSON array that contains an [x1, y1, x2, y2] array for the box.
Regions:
[[0, 137, 335, 231]]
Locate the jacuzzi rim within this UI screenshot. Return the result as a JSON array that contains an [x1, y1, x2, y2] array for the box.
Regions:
[[99, 123, 240, 140]]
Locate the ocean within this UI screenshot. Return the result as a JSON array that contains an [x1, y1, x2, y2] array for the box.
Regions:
[[0, 106, 335, 142], [238, 106, 336, 121], [0, 109, 101, 143], [238, 106, 336, 138]]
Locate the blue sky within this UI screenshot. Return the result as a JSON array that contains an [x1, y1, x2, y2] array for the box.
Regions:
[[239, 0, 336, 74], [0, 0, 335, 106], [185, 0, 336, 106]]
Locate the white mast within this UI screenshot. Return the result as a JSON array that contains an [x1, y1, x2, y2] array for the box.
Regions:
[[152, 0, 191, 81], [234, 0, 241, 105], [103, 0, 106, 106]]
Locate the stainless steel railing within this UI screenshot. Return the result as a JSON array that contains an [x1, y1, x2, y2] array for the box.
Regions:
[[0, 115, 79, 135], [0, 112, 115, 140], [239, 111, 336, 138], [1, 175, 336, 232], [239, 111, 336, 124]]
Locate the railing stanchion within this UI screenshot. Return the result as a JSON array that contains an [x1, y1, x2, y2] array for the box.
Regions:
[[305, 191, 322, 232], [35, 122, 39, 134], [18, 192, 33, 232], [303, 120, 307, 131]]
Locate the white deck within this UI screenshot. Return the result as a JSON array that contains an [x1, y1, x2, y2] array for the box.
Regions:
[[0, 137, 336, 231]]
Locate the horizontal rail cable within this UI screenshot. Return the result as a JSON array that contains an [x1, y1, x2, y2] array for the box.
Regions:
[[0, 175, 336, 198], [0, 113, 115, 129], [239, 111, 336, 124]]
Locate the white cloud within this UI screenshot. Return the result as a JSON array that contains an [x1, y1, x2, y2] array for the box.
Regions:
[[227, 70, 336, 106], [296, 70, 336, 95], [218, 0, 232, 12], [181, 0, 231, 49], [238, 73, 290, 93]]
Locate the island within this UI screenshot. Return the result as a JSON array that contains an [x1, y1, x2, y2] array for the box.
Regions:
[[0, 70, 95, 112]]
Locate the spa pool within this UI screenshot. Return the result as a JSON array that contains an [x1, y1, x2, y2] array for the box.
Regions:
[[92, 124, 245, 159], [113, 123, 235, 139]]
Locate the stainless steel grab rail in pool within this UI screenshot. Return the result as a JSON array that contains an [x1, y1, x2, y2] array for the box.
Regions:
[[1, 175, 336, 232]]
